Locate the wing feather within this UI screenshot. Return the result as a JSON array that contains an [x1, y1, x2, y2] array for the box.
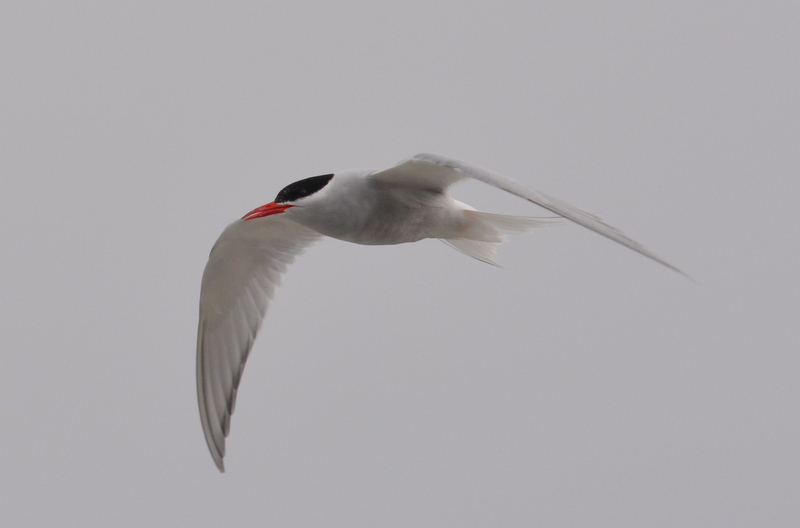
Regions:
[[197, 216, 321, 472], [372, 153, 687, 277]]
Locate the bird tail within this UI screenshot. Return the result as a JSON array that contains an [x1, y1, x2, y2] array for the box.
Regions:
[[440, 210, 562, 266]]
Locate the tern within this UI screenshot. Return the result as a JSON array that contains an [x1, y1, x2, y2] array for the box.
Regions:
[[197, 153, 685, 471]]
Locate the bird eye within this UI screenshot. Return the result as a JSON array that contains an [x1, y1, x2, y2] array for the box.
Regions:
[[275, 174, 334, 203]]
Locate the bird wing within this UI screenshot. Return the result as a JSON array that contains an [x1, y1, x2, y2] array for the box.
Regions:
[[197, 215, 321, 472], [370, 153, 687, 277], [368, 155, 469, 192]]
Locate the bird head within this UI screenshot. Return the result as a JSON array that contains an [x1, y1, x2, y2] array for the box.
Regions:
[[242, 173, 334, 220]]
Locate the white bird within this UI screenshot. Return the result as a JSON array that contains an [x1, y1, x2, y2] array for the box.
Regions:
[[197, 153, 685, 471]]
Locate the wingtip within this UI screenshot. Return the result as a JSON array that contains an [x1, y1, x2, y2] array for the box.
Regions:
[[211, 451, 226, 473], [674, 266, 701, 286], [212, 444, 226, 473], [646, 254, 700, 285]]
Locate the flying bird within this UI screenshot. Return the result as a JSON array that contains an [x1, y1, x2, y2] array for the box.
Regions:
[[197, 153, 685, 471]]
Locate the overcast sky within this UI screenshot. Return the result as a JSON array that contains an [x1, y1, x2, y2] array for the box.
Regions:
[[2, 1, 799, 526]]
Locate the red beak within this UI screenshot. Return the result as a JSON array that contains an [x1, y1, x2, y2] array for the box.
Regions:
[[242, 201, 294, 220]]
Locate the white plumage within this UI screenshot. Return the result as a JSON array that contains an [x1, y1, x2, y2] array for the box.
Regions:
[[197, 153, 685, 471]]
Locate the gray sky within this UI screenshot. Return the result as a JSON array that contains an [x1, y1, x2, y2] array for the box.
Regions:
[[2, 1, 799, 526]]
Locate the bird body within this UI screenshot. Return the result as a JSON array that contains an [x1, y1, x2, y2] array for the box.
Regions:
[[196, 153, 685, 472], [282, 169, 469, 244]]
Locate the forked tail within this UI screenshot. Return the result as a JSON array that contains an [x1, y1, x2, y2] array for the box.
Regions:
[[440, 210, 562, 265]]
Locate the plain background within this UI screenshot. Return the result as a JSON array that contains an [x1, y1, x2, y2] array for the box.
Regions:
[[2, 1, 798, 526]]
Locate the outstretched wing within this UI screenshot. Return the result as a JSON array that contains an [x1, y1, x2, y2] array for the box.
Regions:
[[197, 216, 321, 472], [370, 153, 687, 277]]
